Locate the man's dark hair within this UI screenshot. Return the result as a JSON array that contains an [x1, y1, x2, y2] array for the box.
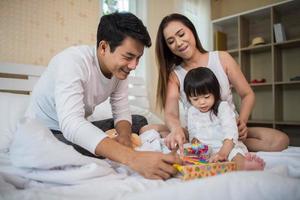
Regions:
[[97, 12, 151, 52]]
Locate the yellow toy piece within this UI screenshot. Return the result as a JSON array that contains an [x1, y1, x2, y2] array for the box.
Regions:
[[105, 129, 142, 148]]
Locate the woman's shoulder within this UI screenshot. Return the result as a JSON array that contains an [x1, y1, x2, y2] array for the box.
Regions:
[[207, 51, 230, 64], [213, 51, 237, 73], [211, 51, 231, 60]]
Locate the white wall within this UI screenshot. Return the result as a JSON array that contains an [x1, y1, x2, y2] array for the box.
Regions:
[[175, 0, 212, 51], [143, 0, 212, 119]]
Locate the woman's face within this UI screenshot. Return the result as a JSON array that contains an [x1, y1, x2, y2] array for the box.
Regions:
[[163, 21, 196, 60]]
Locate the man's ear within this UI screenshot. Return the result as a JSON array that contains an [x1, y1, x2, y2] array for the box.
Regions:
[[98, 41, 109, 55]]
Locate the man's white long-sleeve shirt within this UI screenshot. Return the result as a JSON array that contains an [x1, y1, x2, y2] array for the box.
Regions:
[[25, 45, 131, 154]]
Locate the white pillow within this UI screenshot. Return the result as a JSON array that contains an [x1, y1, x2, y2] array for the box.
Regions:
[[89, 100, 164, 124], [0, 92, 29, 152]]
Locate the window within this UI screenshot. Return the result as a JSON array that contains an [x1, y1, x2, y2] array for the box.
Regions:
[[102, 0, 130, 14], [101, 0, 146, 78], [178, 0, 212, 50]]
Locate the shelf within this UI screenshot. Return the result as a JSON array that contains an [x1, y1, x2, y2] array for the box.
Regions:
[[274, 45, 300, 82], [248, 120, 273, 124], [250, 85, 274, 121], [251, 86, 274, 121], [275, 84, 300, 122], [241, 49, 272, 83], [240, 8, 271, 48], [250, 82, 272, 87], [227, 49, 239, 54], [275, 81, 300, 85], [274, 38, 300, 48], [213, 0, 300, 145], [275, 121, 300, 126], [213, 17, 238, 50], [241, 43, 272, 53], [273, 0, 300, 41]]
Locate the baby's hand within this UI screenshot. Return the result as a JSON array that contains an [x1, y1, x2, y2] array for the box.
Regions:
[[209, 153, 228, 163]]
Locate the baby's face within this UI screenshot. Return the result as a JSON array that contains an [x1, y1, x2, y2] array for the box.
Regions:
[[189, 93, 215, 113]]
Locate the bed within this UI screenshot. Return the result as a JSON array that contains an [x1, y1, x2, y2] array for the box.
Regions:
[[0, 62, 299, 200]]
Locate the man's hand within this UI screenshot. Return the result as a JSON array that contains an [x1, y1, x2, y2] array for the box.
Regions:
[[164, 127, 186, 154], [128, 151, 182, 180], [237, 118, 248, 142]]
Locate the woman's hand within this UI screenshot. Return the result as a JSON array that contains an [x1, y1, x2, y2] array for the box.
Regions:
[[237, 118, 248, 142], [164, 127, 186, 153]]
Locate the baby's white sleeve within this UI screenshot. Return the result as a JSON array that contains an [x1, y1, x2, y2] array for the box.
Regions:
[[218, 102, 238, 144]]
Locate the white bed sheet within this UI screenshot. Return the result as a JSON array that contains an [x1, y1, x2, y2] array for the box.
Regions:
[[1, 124, 300, 200], [1, 148, 300, 200], [0, 92, 300, 200]]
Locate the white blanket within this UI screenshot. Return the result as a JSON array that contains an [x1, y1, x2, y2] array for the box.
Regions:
[[0, 119, 300, 200], [5, 118, 123, 185]]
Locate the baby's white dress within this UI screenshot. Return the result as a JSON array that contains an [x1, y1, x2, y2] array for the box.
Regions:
[[187, 101, 248, 161]]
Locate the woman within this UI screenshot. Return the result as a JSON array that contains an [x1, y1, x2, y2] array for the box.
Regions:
[[153, 13, 289, 152]]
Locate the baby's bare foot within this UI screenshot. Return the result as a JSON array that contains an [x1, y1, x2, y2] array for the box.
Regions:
[[243, 153, 265, 170]]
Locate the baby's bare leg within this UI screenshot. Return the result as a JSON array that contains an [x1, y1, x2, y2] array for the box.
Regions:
[[232, 153, 265, 170]]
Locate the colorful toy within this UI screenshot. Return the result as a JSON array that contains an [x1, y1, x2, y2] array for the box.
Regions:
[[183, 142, 212, 163], [174, 142, 237, 180]]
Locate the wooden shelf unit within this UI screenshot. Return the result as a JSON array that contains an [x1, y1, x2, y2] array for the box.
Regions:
[[212, 0, 300, 145]]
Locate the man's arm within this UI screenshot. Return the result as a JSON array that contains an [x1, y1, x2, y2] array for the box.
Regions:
[[115, 120, 132, 147], [95, 138, 182, 180]]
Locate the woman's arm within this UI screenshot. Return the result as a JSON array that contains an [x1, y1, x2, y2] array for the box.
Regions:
[[164, 72, 186, 152], [219, 51, 255, 140], [219, 51, 255, 123], [165, 72, 181, 130]]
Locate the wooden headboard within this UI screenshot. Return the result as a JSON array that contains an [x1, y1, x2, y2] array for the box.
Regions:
[[0, 62, 149, 109]]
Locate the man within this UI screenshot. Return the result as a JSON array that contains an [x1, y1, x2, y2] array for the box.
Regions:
[[25, 12, 181, 180]]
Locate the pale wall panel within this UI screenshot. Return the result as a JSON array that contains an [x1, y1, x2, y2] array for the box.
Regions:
[[0, 0, 100, 66], [211, 0, 285, 20]]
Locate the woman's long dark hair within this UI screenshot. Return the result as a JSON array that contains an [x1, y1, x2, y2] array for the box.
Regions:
[[184, 67, 221, 117], [155, 13, 207, 110]]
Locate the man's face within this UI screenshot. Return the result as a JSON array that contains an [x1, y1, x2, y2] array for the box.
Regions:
[[98, 36, 144, 80]]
